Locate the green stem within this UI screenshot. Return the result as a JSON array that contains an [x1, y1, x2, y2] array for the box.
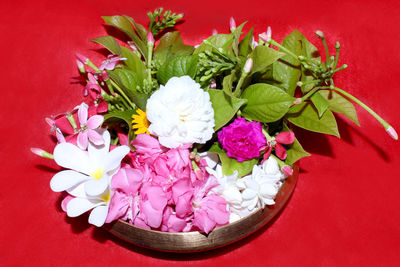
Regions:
[[109, 79, 136, 109], [234, 72, 247, 97], [147, 42, 154, 84], [269, 39, 298, 60], [321, 38, 330, 68], [333, 87, 390, 129], [105, 79, 115, 95], [332, 43, 340, 70], [66, 114, 78, 132], [301, 86, 330, 101], [262, 128, 273, 142], [85, 60, 100, 72]]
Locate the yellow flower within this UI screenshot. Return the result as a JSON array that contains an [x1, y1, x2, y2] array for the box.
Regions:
[[132, 109, 150, 134]]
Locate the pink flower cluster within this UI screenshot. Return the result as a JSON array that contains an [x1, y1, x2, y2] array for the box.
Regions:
[[106, 134, 230, 233]]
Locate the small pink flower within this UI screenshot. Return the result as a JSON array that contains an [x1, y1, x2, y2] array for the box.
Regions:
[[76, 103, 104, 150], [274, 131, 295, 160], [99, 55, 127, 71]]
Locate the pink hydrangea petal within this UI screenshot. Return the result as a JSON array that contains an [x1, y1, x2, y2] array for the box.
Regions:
[[275, 143, 287, 160], [78, 103, 88, 125], [111, 168, 143, 194], [193, 209, 216, 234], [132, 134, 165, 157], [77, 131, 88, 150], [105, 191, 130, 223], [275, 131, 295, 144], [87, 115, 104, 129]]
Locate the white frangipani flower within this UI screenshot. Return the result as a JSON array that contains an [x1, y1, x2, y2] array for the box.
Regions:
[[50, 130, 130, 197], [146, 76, 215, 148], [240, 157, 286, 211]]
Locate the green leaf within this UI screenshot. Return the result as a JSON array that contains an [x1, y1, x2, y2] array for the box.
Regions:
[[250, 46, 285, 74], [102, 15, 147, 59], [194, 34, 234, 54], [103, 109, 137, 145], [154, 32, 194, 65], [209, 143, 258, 177], [319, 90, 360, 126], [282, 123, 310, 165], [241, 83, 295, 123], [232, 22, 246, 57], [123, 15, 147, 41], [239, 28, 254, 57], [208, 89, 247, 131], [222, 73, 234, 96], [271, 30, 303, 96], [157, 55, 199, 85], [310, 91, 330, 118], [287, 103, 340, 137], [120, 47, 146, 83], [91, 36, 122, 56], [108, 70, 149, 110]]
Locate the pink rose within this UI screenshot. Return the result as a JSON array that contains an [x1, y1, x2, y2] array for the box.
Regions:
[[218, 117, 267, 162]]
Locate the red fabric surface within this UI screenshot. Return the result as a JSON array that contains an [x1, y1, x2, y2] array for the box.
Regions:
[[1, 0, 400, 266]]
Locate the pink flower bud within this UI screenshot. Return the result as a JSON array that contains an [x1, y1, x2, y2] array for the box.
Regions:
[[75, 53, 88, 64], [282, 165, 293, 177], [31, 147, 45, 157], [76, 60, 85, 73], [315, 30, 325, 39], [147, 32, 154, 44], [243, 58, 253, 73], [386, 125, 398, 140], [259, 26, 272, 43], [210, 79, 217, 89], [212, 29, 218, 36], [229, 17, 236, 31], [293, 98, 302, 105]]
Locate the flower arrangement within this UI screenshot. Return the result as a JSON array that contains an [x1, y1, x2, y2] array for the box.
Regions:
[[32, 8, 397, 236]]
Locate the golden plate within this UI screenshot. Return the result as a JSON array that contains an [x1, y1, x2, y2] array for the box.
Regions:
[[105, 163, 299, 252]]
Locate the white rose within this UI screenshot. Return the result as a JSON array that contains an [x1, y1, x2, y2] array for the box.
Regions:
[[146, 76, 215, 148]]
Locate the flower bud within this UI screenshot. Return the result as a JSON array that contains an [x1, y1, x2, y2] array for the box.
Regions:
[[335, 41, 341, 49], [315, 30, 325, 39], [30, 148, 54, 159], [212, 29, 218, 36], [76, 60, 85, 73], [386, 125, 398, 140], [229, 17, 236, 31], [243, 58, 253, 73], [282, 165, 293, 177], [147, 32, 154, 45], [259, 26, 272, 43], [75, 53, 89, 64]]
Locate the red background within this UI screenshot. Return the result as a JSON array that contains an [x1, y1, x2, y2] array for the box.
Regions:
[[1, 0, 400, 266]]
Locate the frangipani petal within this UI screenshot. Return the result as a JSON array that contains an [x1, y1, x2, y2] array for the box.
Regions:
[[88, 129, 110, 163], [87, 130, 104, 146], [67, 197, 101, 217], [54, 142, 90, 174], [104, 145, 130, 172], [88, 205, 109, 227], [77, 131, 88, 150], [50, 170, 90, 192], [84, 176, 109, 197], [87, 115, 104, 129]]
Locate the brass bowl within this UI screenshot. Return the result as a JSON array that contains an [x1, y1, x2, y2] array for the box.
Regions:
[[105, 163, 299, 252]]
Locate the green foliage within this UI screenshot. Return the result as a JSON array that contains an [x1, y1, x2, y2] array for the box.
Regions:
[[282, 123, 310, 165], [319, 90, 360, 126], [209, 143, 258, 177], [287, 102, 340, 137], [103, 109, 136, 144], [231, 22, 246, 57], [148, 8, 184, 36], [91, 36, 122, 56], [208, 89, 247, 131], [310, 91, 330, 118], [102, 15, 148, 60], [238, 28, 254, 57], [241, 83, 295, 123], [154, 31, 194, 66], [156, 55, 199, 85], [250, 46, 285, 74], [194, 34, 234, 55], [120, 47, 146, 83]]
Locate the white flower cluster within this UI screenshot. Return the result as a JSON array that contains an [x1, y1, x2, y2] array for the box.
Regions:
[[146, 76, 215, 148], [206, 155, 287, 223]]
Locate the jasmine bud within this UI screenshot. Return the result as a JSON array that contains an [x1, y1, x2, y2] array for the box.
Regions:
[[315, 30, 325, 39], [229, 17, 236, 31], [243, 58, 253, 73], [386, 125, 398, 140], [335, 41, 341, 49], [147, 32, 154, 45]]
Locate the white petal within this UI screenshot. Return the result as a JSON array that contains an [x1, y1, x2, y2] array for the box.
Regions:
[[67, 198, 101, 217], [50, 170, 90, 192], [242, 188, 257, 200], [88, 206, 109, 227], [104, 145, 130, 172], [67, 183, 87, 198], [53, 143, 90, 174], [84, 176, 109, 196], [88, 129, 110, 165]]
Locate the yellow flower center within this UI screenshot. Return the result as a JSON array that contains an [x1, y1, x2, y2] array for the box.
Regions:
[[90, 168, 104, 180]]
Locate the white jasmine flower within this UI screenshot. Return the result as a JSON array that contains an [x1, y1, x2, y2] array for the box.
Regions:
[[240, 157, 286, 211], [146, 76, 215, 148], [50, 130, 130, 197]]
